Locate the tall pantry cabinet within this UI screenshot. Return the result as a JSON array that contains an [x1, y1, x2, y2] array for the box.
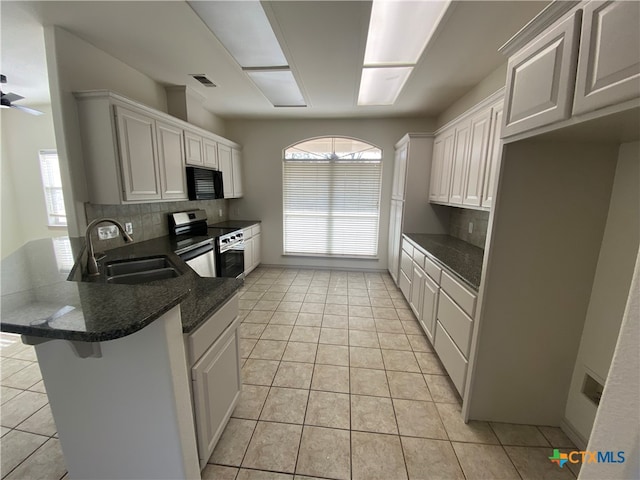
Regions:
[[388, 134, 444, 284]]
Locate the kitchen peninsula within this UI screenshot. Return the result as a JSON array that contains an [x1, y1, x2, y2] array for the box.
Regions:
[[0, 236, 243, 479]]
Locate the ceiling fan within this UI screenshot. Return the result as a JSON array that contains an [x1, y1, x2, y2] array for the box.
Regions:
[[1, 74, 44, 116]]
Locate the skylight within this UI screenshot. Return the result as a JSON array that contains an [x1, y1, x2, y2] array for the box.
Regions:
[[358, 0, 451, 106], [188, 1, 306, 107]]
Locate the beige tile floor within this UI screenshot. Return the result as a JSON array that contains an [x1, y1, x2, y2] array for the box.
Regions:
[[0, 266, 580, 479]]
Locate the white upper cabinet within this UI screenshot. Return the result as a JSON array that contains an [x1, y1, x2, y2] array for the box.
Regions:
[[115, 106, 162, 202], [231, 149, 243, 198], [448, 121, 471, 205], [156, 120, 188, 200], [430, 129, 455, 204], [428, 93, 503, 210], [75, 90, 241, 205], [218, 144, 233, 198], [481, 102, 504, 209], [573, 0, 640, 115], [203, 138, 218, 169], [463, 109, 492, 207], [503, 12, 581, 137], [184, 131, 204, 166]]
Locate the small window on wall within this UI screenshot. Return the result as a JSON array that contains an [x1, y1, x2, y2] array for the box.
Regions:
[[38, 150, 67, 227], [283, 137, 382, 257]]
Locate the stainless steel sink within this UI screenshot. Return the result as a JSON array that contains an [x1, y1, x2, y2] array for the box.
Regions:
[[104, 256, 182, 285]]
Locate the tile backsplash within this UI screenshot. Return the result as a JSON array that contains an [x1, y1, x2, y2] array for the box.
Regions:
[[448, 207, 489, 249], [85, 199, 228, 250]]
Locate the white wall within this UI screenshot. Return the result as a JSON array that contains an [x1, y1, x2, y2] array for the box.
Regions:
[[43, 26, 228, 236], [581, 249, 639, 480], [1, 105, 64, 258], [225, 117, 435, 271], [436, 63, 507, 130], [563, 141, 640, 445]]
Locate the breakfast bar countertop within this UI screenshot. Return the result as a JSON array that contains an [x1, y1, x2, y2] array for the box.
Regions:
[[0, 236, 242, 343]]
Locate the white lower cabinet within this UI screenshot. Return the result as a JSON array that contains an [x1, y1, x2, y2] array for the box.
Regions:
[[400, 235, 478, 397], [421, 274, 439, 343], [243, 224, 262, 275], [434, 322, 469, 395], [186, 295, 241, 469], [409, 264, 426, 319]]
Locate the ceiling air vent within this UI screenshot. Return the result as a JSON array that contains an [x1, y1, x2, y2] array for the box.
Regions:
[[189, 74, 217, 87]]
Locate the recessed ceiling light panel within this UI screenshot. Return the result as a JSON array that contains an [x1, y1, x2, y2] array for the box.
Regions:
[[364, 0, 451, 66], [246, 69, 306, 107], [188, 1, 287, 68], [357, 67, 413, 106]]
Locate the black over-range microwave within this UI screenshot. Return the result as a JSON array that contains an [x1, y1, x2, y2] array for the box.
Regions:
[[186, 167, 224, 200]]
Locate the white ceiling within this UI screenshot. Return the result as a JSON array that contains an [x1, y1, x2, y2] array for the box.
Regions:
[[1, 1, 548, 119]]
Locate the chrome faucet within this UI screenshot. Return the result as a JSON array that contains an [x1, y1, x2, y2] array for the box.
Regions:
[[85, 218, 133, 276]]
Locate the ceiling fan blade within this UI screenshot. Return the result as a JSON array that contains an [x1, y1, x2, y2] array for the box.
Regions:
[[2, 92, 24, 103], [11, 104, 44, 116]]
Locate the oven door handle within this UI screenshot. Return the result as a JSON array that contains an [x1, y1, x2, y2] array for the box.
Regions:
[[179, 242, 214, 262]]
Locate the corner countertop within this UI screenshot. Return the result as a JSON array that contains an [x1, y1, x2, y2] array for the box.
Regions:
[[0, 236, 242, 343], [403, 234, 484, 290], [209, 220, 261, 229]]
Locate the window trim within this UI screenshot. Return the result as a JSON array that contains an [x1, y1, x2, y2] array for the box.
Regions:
[[38, 149, 67, 228]]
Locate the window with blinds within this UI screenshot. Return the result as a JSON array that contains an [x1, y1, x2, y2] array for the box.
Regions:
[[38, 150, 67, 227], [283, 137, 382, 257]]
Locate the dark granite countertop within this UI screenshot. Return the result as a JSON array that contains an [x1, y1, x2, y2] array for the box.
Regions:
[[1, 236, 242, 342], [209, 220, 261, 229], [403, 234, 484, 290]]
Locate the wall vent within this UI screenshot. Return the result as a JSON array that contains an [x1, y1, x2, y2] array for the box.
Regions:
[[189, 74, 217, 87]]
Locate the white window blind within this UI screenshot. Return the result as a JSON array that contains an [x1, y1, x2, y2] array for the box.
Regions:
[[283, 137, 382, 257], [38, 150, 67, 227]]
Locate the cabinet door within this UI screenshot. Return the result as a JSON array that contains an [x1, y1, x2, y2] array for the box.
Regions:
[[429, 137, 443, 202], [114, 106, 162, 201], [420, 274, 439, 343], [573, 0, 640, 115], [203, 138, 218, 169], [503, 12, 581, 136], [232, 149, 243, 198], [388, 199, 403, 284], [437, 129, 456, 203], [481, 103, 504, 209], [392, 143, 408, 200], [253, 233, 261, 269], [192, 321, 241, 466], [218, 144, 233, 198], [410, 264, 426, 320], [449, 122, 471, 205], [156, 121, 188, 200], [184, 131, 204, 166], [462, 110, 492, 207], [244, 236, 254, 275]]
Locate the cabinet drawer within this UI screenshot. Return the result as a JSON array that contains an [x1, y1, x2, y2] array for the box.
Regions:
[[187, 294, 239, 366], [412, 249, 425, 270], [424, 256, 442, 284], [437, 291, 473, 356], [251, 224, 261, 237], [400, 248, 413, 278], [399, 270, 411, 301], [440, 271, 477, 317], [401, 239, 414, 258], [434, 321, 468, 396]]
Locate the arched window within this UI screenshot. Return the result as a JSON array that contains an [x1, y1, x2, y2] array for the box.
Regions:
[[283, 137, 382, 257]]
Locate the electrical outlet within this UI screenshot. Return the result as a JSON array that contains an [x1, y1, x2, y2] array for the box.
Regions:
[[468, 222, 474, 234], [125, 222, 133, 235], [98, 225, 118, 240], [218, 208, 223, 217]]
